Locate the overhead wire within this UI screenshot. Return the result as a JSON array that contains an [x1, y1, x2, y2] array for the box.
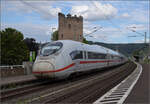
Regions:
[[90, 1, 123, 33], [20, 0, 53, 17], [84, 26, 102, 37], [126, 27, 145, 36]]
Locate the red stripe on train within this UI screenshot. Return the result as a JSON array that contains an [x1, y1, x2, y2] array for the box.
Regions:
[[33, 63, 75, 74], [80, 60, 108, 64], [80, 60, 121, 64], [33, 60, 121, 73]]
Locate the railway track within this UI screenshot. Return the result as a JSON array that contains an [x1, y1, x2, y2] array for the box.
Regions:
[[0, 80, 52, 101], [1, 79, 38, 91], [30, 62, 136, 104], [1, 62, 136, 104]]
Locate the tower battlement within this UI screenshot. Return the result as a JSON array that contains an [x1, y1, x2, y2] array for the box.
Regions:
[[58, 12, 83, 42]]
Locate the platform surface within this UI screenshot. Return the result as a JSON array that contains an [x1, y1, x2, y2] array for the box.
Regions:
[[0, 74, 36, 86], [124, 63, 149, 103]]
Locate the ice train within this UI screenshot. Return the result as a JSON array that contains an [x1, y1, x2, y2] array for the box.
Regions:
[[32, 40, 127, 79]]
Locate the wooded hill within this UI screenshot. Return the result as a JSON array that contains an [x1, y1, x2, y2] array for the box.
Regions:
[[87, 41, 149, 56]]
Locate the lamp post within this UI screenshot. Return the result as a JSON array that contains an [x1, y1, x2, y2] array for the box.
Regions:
[[51, 27, 56, 41], [144, 32, 147, 43]]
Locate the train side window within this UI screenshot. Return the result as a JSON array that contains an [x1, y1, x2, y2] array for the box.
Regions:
[[70, 51, 83, 60], [88, 52, 106, 59], [75, 51, 83, 59], [97, 53, 106, 59], [106, 54, 109, 59], [114, 56, 119, 59], [88, 52, 94, 59]]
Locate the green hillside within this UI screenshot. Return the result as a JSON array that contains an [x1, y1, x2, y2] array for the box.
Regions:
[[88, 41, 149, 56]]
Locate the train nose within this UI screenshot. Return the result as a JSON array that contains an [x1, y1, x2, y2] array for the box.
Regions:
[[33, 61, 55, 78]]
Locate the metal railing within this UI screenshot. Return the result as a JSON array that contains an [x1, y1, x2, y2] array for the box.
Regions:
[[0, 65, 24, 69]]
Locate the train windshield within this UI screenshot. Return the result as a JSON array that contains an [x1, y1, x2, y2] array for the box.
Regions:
[[41, 42, 63, 56]]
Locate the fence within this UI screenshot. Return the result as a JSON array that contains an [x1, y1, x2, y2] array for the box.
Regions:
[[0, 62, 33, 77], [0, 65, 24, 69]]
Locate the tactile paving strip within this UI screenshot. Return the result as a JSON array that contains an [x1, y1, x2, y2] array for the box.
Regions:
[[93, 62, 142, 104]]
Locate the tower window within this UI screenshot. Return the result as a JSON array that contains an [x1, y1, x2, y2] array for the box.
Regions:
[[61, 34, 63, 39], [80, 35, 82, 39], [68, 24, 71, 29]]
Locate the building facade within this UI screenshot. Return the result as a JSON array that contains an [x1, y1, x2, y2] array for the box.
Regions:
[[58, 13, 83, 42]]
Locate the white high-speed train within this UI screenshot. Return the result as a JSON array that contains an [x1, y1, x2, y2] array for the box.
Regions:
[[32, 40, 127, 79]]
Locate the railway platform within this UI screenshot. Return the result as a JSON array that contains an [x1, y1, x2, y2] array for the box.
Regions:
[[0, 74, 36, 86], [124, 63, 149, 103]]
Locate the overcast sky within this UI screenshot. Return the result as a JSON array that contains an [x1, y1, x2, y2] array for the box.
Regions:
[[1, 0, 149, 43]]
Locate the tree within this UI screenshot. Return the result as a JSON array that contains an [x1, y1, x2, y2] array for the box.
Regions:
[[24, 38, 39, 51], [51, 30, 58, 41], [1, 28, 29, 65], [24, 38, 39, 58], [82, 38, 88, 44]]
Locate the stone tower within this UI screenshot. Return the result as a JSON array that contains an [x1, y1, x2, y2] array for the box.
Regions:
[[58, 13, 83, 42]]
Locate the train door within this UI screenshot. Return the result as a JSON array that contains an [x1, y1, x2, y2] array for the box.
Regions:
[[107, 54, 110, 67], [62, 47, 77, 72], [82, 50, 89, 71], [70, 49, 82, 73], [74, 58, 80, 72], [77, 46, 86, 72], [75, 48, 83, 72]]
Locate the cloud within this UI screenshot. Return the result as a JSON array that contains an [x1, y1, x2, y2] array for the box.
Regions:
[[119, 7, 149, 23], [131, 9, 149, 23], [120, 13, 130, 19], [127, 24, 147, 31], [83, 21, 148, 43], [70, 1, 118, 21], [83, 22, 125, 43], [83, 21, 102, 34], [2, 1, 149, 44], [3, 0, 61, 20], [134, 39, 145, 43], [1, 23, 57, 42]]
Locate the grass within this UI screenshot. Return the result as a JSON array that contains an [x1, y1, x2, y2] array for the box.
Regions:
[[144, 58, 150, 64]]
